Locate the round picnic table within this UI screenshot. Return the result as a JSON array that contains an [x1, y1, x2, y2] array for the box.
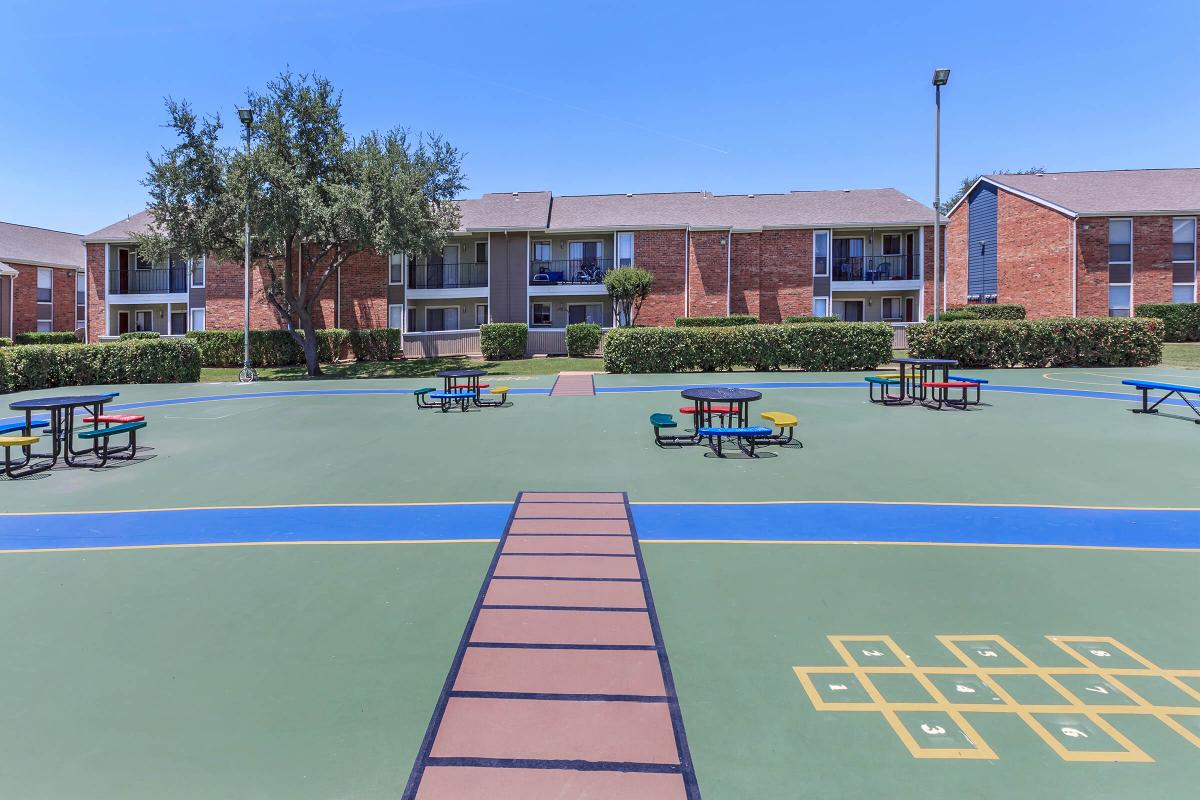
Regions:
[[9, 393, 114, 466], [436, 369, 486, 394], [680, 386, 763, 430]]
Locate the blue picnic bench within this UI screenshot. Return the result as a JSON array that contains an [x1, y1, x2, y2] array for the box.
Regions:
[[1122, 379, 1200, 423], [697, 425, 773, 458]]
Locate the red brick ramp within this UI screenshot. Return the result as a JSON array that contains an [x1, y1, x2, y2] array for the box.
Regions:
[[550, 372, 596, 397], [403, 491, 700, 800]]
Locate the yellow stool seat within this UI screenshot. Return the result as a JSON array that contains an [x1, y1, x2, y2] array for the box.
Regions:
[[490, 386, 510, 395], [760, 411, 798, 427], [0, 436, 40, 447]]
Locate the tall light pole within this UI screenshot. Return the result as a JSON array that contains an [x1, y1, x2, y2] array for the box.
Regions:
[[237, 107, 257, 383], [931, 68, 950, 322]]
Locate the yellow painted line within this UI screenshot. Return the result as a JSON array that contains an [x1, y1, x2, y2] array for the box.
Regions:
[[639, 539, 1200, 553], [0, 538, 496, 555]]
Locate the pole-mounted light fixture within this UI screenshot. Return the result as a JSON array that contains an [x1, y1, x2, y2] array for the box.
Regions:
[[932, 68, 951, 86], [931, 69, 950, 322], [237, 107, 257, 383]]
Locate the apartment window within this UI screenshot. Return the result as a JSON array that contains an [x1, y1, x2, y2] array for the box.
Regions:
[[882, 234, 902, 256], [1108, 219, 1132, 316], [881, 297, 902, 321], [76, 271, 86, 330], [190, 255, 205, 287], [475, 241, 488, 264], [135, 310, 153, 332], [531, 302, 552, 326], [190, 308, 205, 332], [387, 304, 403, 329], [37, 267, 53, 303], [617, 232, 634, 267], [1172, 217, 1196, 302], [534, 240, 552, 263], [425, 307, 459, 332], [388, 253, 405, 285], [813, 231, 829, 277], [474, 303, 488, 327], [813, 297, 828, 317], [567, 303, 603, 325]]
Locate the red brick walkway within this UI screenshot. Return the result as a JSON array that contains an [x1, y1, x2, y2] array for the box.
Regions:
[[550, 372, 596, 397], [403, 492, 699, 800]]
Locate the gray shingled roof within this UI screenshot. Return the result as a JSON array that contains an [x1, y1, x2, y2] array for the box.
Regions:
[[0, 221, 85, 269], [457, 191, 552, 230], [987, 169, 1200, 216], [83, 209, 158, 242], [546, 189, 938, 231]]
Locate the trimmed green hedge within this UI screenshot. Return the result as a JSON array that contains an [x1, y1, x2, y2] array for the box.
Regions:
[[783, 316, 840, 324], [184, 329, 351, 367], [480, 323, 528, 360], [14, 331, 79, 345], [946, 303, 1026, 320], [348, 328, 403, 361], [0, 339, 201, 393], [0, 338, 11, 348], [565, 323, 603, 357], [906, 317, 1162, 368], [675, 315, 758, 327], [602, 323, 893, 373], [1135, 303, 1200, 342], [938, 309, 980, 321], [118, 331, 162, 340]]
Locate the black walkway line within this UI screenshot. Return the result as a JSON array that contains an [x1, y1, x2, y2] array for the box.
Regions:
[[401, 490, 701, 800]]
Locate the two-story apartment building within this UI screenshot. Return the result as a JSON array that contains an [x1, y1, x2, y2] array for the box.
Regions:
[[946, 169, 1200, 317], [0, 221, 87, 340], [84, 187, 943, 354]]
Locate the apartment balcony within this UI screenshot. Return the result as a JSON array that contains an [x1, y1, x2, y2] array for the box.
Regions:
[[407, 262, 488, 292], [832, 255, 918, 283], [109, 267, 188, 296], [529, 258, 613, 290]]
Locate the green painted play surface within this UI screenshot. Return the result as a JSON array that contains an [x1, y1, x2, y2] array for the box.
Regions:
[[3, 366, 1200, 798]]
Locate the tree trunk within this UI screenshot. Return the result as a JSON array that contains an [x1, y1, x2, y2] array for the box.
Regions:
[[297, 309, 322, 377]]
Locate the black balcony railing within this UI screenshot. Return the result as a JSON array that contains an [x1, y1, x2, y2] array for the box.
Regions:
[[110, 267, 188, 294], [831, 255, 917, 282], [408, 261, 488, 289], [530, 258, 613, 286]]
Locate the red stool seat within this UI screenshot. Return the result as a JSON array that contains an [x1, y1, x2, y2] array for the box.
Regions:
[[922, 382, 974, 389], [450, 383, 489, 390], [679, 405, 736, 414], [83, 414, 145, 424]]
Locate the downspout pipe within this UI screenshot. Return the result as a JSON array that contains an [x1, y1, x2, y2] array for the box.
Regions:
[[683, 227, 690, 319], [726, 227, 733, 316], [1071, 219, 1078, 317]]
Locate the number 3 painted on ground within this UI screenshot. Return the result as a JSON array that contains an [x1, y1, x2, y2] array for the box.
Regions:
[[921, 724, 947, 735]]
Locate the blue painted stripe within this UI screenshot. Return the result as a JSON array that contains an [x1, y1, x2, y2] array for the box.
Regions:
[[3, 501, 1200, 552]]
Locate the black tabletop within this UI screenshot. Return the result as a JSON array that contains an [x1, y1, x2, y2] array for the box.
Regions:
[[436, 369, 487, 378], [893, 358, 958, 366], [680, 386, 763, 402], [10, 394, 113, 411]]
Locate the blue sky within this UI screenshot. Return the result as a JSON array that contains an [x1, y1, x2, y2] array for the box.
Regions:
[[5, 0, 1198, 234]]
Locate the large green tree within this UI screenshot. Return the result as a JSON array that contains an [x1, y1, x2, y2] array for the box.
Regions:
[[137, 71, 465, 375]]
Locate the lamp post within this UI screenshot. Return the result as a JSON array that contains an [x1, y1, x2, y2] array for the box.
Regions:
[[931, 68, 950, 322], [237, 107, 257, 383]]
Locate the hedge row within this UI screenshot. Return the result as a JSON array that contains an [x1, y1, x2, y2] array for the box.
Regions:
[[348, 328, 403, 361], [906, 317, 1162, 368], [0, 338, 11, 348], [602, 323, 893, 373], [118, 331, 161, 340], [180, 328, 352, 369], [946, 303, 1026, 320], [565, 323, 603, 357], [0, 339, 201, 393], [14, 331, 79, 345], [480, 323, 528, 360], [675, 315, 758, 327], [783, 316, 841, 324], [1135, 303, 1200, 342]]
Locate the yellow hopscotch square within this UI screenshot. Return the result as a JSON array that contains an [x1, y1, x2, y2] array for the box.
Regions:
[[1028, 712, 1152, 762], [829, 636, 907, 668], [892, 710, 996, 760], [793, 670, 875, 709], [937, 635, 1031, 669], [1049, 673, 1138, 707], [1048, 636, 1156, 671], [926, 673, 1007, 706]]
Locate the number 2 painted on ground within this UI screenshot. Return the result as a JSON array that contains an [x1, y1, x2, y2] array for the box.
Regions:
[[862, 649, 883, 657]]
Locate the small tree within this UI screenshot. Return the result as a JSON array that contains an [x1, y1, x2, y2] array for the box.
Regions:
[[136, 70, 465, 375], [605, 266, 653, 326]]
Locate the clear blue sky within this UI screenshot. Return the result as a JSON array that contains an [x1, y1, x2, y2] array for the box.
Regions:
[[5, 0, 1198, 234]]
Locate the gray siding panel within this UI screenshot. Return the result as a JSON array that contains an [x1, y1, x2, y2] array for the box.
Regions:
[[488, 232, 528, 323], [967, 183, 998, 298], [189, 286, 206, 307], [813, 275, 831, 297], [387, 285, 404, 305]]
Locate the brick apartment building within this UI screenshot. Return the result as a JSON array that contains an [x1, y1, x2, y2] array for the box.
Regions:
[[0, 221, 87, 340], [84, 188, 942, 355], [946, 169, 1200, 317]]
